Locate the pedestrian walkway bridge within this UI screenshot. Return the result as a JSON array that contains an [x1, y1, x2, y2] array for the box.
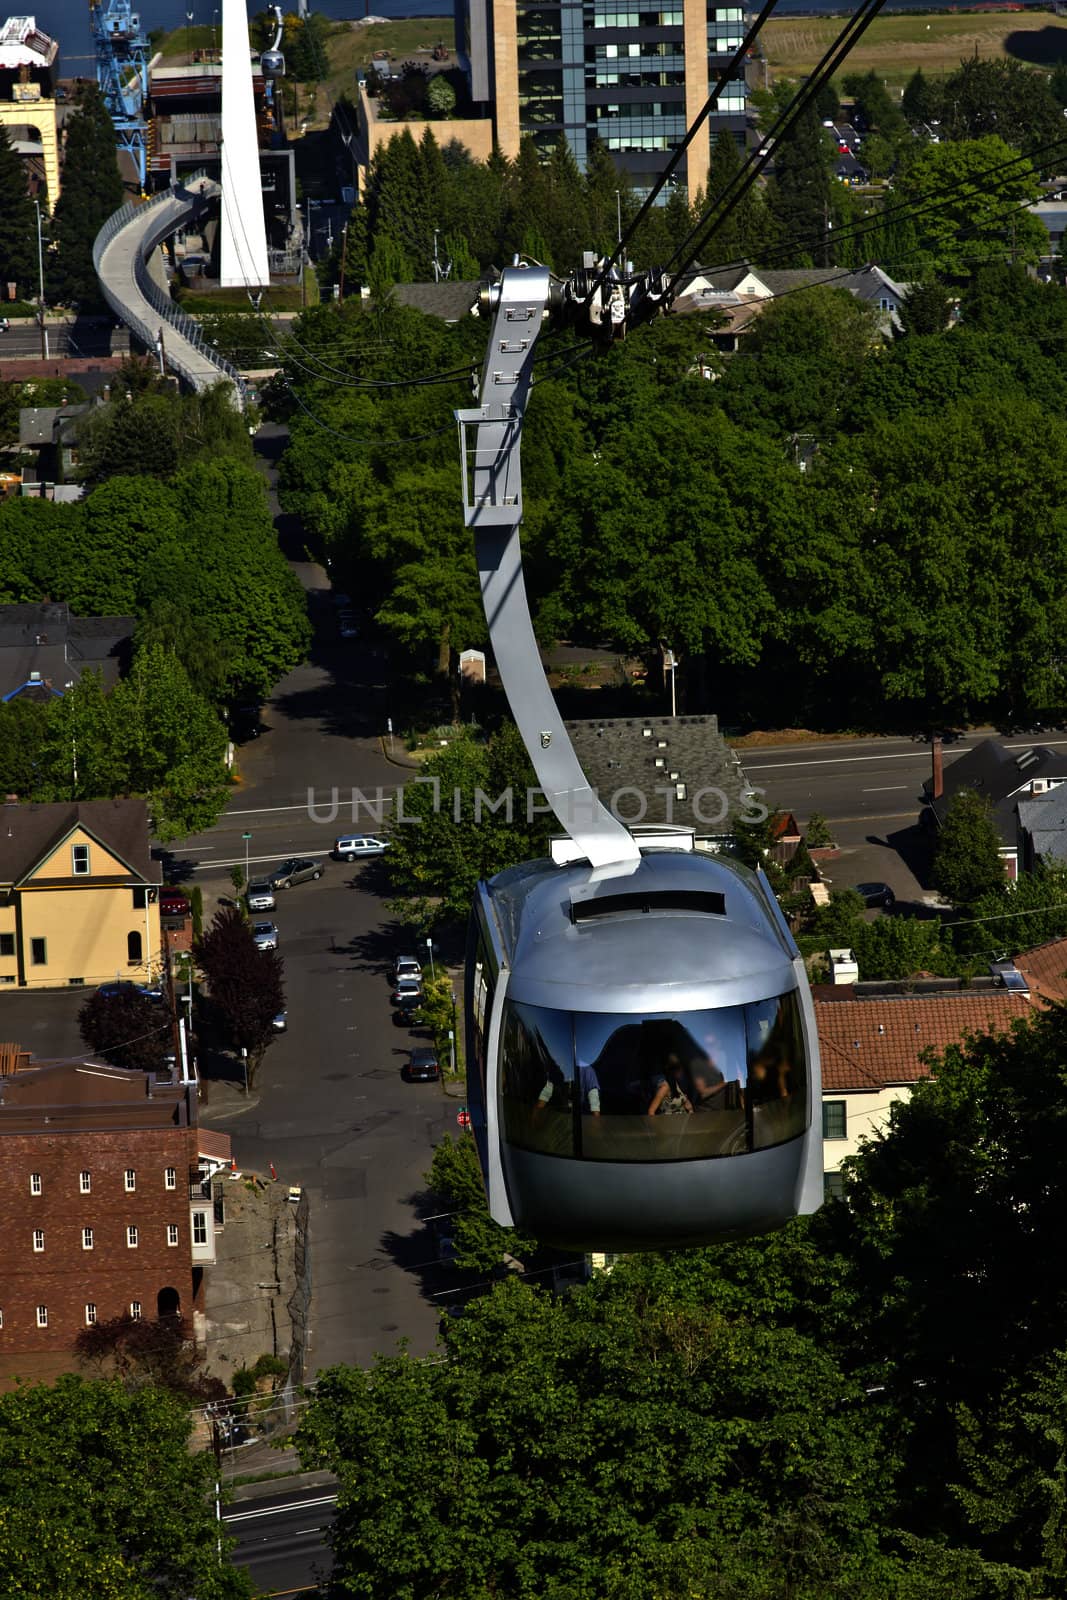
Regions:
[[93, 176, 247, 407]]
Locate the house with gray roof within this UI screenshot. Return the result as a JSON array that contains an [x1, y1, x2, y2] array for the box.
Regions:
[[18, 404, 90, 491], [673, 262, 910, 347], [0, 603, 134, 704], [1017, 785, 1067, 871], [563, 714, 752, 846], [923, 737, 1067, 879]]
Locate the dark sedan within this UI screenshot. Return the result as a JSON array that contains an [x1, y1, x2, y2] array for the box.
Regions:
[[404, 1046, 440, 1082], [855, 881, 896, 909]]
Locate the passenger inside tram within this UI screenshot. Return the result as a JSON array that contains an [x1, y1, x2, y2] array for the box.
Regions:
[[502, 994, 806, 1162]]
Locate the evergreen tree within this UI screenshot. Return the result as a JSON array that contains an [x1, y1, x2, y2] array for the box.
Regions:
[[902, 66, 940, 124], [584, 139, 627, 257], [703, 129, 745, 265], [426, 73, 456, 116], [49, 83, 124, 309], [0, 124, 35, 293], [545, 135, 590, 271], [898, 279, 952, 336], [766, 102, 832, 267]]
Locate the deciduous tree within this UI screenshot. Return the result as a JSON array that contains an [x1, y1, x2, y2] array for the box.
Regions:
[[0, 1375, 250, 1597]]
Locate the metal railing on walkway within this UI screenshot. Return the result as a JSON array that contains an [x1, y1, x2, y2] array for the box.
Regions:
[[93, 175, 247, 406]]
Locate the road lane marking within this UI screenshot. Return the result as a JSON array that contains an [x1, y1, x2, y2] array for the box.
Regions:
[[745, 751, 958, 771], [861, 785, 908, 792], [224, 1493, 338, 1523], [825, 810, 916, 825]]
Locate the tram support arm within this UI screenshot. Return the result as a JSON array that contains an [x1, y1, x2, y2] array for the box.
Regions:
[[457, 266, 639, 872]]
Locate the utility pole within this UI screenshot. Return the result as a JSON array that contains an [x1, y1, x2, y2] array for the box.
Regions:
[[33, 199, 48, 359], [338, 221, 348, 300], [614, 189, 622, 247]]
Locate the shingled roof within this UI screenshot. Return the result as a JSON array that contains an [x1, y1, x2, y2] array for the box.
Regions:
[[0, 603, 134, 703], [0, 799, 160, 887], [924, 737, 1067, 840], [563, 713, 750, 834], [815, 990, 1031, 1092]]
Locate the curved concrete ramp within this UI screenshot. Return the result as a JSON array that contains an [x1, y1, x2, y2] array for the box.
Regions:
[[93, 177, 247, 407]]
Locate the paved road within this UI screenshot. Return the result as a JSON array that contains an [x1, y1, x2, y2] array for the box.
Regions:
[[225, 1481, 337, 1596], [184, 424, 460, 1376]]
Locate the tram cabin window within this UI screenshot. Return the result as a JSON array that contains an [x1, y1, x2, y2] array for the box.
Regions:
[[501, 993, 807, 1162]]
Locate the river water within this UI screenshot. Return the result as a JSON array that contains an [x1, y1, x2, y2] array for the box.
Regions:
[[44, 0, 1053, 73]]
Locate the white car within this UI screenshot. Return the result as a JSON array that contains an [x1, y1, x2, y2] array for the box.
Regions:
[[334, 834, 389, 861], [338, 612, 360, 639], [252, 921, 279, 951], [246, 880, 276, 912]]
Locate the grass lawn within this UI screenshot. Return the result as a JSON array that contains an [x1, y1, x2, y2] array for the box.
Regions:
[[763, 10, 1067, 89], [326, 16, 454, 76]]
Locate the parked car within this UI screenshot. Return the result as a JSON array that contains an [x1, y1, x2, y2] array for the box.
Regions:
[[391, 956, 422, 986], [404, 1045, 440, 1082], [160, 888, 190, 918], [391, 979, 422, 1020], [273, 1009, 288, 1032], [252, 921, 279, 951], [228, 702, 262, 742], [332, 591, 352, 609], [854, 881, 895, 909], [98, 980, 164, 1001], [268, 857, 323, 889], [338, 612, 360, 639], [246, 879, 277, 912], [334, 834, 389, 861]]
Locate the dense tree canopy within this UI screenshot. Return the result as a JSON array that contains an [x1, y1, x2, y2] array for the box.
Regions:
[[0, 1376, 250, 1597], [0, 461, 309, 702]]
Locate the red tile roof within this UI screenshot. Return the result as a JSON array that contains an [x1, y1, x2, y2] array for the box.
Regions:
[[1014, 939, 1067, 1006], [816, 992, 1032, 1092]]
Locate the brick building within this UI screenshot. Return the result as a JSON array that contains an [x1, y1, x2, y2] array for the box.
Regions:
[[0, 1044, 230, 1387]]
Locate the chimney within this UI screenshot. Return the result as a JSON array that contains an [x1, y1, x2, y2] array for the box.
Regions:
[[931, 735, 944, 800]]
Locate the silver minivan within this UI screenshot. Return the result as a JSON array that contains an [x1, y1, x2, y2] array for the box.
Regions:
[[334, 834, 389, 861]]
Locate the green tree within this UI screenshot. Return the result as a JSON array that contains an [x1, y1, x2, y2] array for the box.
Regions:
[[0, 697, 50, 796], [765, 103, 833, 266], [134, 600, 238, 707], [902, 66, 941, 125], [939, 56, 1063, 151], [426, 72, 456, 116], [0, 123, 36, 292], [39, 669, 121, 802], [932, 789, 1006, 907], [386, 723, 554, 930], [892, 136, 1046, 277], [296, 1273, 906, 1599], [0, 1375, 250, 1597], [897, 279, 952, 336], [49, 83, 125, 308], [108, 643, 229, 840], [425, 1132, 540, 1270], [843, 70, 908, 141], [195, 905, 284, 1083]]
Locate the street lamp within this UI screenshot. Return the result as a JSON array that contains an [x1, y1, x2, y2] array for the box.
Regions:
[[242, 831, 252, 891], [426, 937, 436, 980], [33, 199, 48, 359], [614, 188, 622, 246], [665, 649, 678, 718]]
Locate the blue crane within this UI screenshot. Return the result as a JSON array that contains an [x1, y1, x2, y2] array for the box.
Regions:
[[90, 0, 150, 191]]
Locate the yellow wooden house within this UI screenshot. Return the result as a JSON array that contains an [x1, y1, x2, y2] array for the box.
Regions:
[[0, 800, 162, 990]]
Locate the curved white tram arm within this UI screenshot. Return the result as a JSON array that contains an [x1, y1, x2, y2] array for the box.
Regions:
[[456, 265, 646, 872]]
